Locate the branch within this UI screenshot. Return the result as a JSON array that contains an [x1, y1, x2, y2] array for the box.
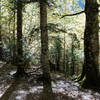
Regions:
[[61, 11, 85, 18], [23, 0, 38, 4]]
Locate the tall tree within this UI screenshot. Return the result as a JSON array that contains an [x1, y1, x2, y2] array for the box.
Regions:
[[12, 9, 16, 64], [40, 0, 53, 99], [0, 25, 2, 60], [0, 6, 2, 60], [82, 0, 100, 87], [70, 36, 75, 76], [54, 36, 62, 71], [15, 0, 26, 77]]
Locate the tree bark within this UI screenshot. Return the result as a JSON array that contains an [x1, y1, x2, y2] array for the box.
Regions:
[[17, 0, 23, 57], [63, 32, 66, 73], [83, 0, 100, 87], [56, 56, 60, 71], [12, 9, 16, 64], [0, 25, 2, 60], [40, 1, 53, 99], [70, 38, 75, 75], [15, 0, 26, 77]]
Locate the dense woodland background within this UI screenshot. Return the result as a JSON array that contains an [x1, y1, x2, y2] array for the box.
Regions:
[[0, 0, 100, 100]]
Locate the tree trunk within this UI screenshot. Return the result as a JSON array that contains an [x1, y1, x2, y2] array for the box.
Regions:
[[56, 56, 60, 71], [0, 25, 2, 60], [12, 10, 16, 64], [0, 8, 2, 61], [17, 0, 23, 57], [70, 38, 75, 75], [83, 0, 100, 87], [40, 1, 53, 99], [63, 32, 66, 73], [15, 0, 26, 77], [8, 21, 12, 62]]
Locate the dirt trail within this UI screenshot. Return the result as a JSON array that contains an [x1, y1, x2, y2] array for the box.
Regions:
[[0, 80, 20, 100], [0, 63, 100, 100]]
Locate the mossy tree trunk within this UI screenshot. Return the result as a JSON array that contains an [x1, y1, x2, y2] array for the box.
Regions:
[[40, 1, 53, 99], [83, 0, 100, 87]]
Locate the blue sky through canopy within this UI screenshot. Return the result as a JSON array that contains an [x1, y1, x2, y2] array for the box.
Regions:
[[77, 0, 85, 9]]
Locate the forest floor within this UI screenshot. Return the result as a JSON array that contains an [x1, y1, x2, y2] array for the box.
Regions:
[[0, 61, 100, 100]]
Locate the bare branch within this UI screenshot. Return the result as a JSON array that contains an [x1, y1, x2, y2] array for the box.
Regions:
[[61, 11, 85, 18], [23, 0, 38, 4]]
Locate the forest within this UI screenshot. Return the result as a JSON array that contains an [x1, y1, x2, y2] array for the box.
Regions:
[[0, 0, 100, 100]]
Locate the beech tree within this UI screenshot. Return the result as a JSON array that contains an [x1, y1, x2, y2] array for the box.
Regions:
[[61, 0, 100, 87], [82, 0, 100, 87]]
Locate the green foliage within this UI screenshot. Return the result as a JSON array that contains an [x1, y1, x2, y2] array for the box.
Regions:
[[49, 35, 62, 67], [1, 0, 85, 75], [68, 33, 80, 49]]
